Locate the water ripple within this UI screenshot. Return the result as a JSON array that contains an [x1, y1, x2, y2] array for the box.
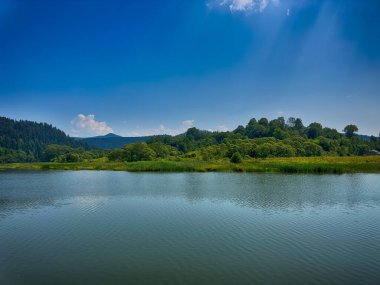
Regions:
[[1, 172, 380, 284]]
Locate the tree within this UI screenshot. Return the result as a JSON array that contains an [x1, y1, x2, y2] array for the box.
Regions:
[[343, 124, 358, 138], [294, 118, 304, 130], [149, 142, 178, 158], [185, 128, 204, 141], [258, 118, 269, 126], [303, 142, 323, 156], [67, 153, 81, 162], [230, 152, 242, 163], [108, 149, 125, 161], [252, 124, 269, 138], [287, 117, 296, 128], [273, 129, 286, 140], [122, 143, 156, 162], [254, 143, 273, 158], [269, 117, 286, 131], [247, 118, 257, 126], [273, 143, 295, 157], [306, 123, 323, 139], [233, 125, 245, 136], [43, 144, 72, 161]]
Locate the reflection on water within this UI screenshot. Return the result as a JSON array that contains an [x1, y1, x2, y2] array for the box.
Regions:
[[1, 171, 380, 285], [1, 172, 379, 212]]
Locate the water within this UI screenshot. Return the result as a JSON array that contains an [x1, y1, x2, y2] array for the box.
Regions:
[[1, 171, 380, 285]]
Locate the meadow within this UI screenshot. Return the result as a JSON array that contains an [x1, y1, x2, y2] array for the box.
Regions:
[[1, 156, 380, 174]]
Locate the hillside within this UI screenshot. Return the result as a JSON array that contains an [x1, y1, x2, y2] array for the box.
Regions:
[[77, 133, 151, 149], [0, 116, 89, 163]]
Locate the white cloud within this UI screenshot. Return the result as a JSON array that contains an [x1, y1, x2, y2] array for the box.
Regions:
[[210, 0, 280, 13], [229, 0, 254, 12], [70, 114, 113, 136], [216, 125, 230, 132], [125, 120, 195, 137], [181, 120, 194, 129], [258, 0, 269, 12], [286, 8, 290, 16]]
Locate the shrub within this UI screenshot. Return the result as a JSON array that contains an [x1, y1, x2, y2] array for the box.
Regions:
[[230, 152, 242, 163]]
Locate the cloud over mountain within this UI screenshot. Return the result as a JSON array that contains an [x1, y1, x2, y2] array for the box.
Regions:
[[71, 114, 113, 136]]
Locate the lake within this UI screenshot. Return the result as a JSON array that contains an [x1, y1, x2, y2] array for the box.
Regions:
[[1, 171, 380, 285]]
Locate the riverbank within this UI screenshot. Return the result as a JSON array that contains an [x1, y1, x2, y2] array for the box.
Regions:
[[1, 156, 380, 174]]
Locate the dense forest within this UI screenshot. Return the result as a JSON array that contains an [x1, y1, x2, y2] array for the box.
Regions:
[[2, 116, 378, 164], [106, 117, 380, 163], [0, 116, 90, 163]]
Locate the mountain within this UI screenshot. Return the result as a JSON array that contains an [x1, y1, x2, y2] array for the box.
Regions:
[[77, 133, 151, 149], [358, 134, 372, 141], [0, 116, 89, 163], [91, 133, 122, 139]]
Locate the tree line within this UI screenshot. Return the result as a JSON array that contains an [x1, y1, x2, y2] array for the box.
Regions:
[[1, 116, 379, 163], [106, 117, 380, 163]]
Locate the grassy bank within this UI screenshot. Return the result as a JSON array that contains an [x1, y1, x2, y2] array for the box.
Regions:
[[1, 156, 380, 174]]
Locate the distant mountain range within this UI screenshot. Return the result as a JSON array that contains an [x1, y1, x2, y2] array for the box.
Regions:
[[76, 133, 151, 149], [358, 134, 372, 141]]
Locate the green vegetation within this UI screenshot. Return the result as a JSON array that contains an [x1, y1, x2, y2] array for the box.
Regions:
[[1, 156, 380, 174], [78, 133, 150, 149], [102, 117, 379, 164], [1, 115, 380, 173], [230, 152, 242, 163], [0, 116, 89, 163]]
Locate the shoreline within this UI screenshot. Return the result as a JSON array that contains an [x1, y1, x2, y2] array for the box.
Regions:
[[1, 156, 380, 174]]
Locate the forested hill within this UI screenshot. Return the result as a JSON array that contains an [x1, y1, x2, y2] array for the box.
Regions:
[[0, 116, 88, 163], [77, 133, 150, 149]]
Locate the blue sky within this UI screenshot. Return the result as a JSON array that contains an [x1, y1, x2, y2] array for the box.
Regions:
[[1, 0, 379, 136]]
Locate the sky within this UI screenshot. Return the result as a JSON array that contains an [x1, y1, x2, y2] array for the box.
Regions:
[[1, 0, 380, 137]]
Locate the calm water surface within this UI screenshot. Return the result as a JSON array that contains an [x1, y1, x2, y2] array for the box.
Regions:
[[1, 171, 380, 285]]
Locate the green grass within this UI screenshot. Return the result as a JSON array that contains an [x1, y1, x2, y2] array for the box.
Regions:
[[1, 156, 380, 174]]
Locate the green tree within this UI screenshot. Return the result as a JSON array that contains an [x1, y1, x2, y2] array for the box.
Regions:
[[230, 152, 242, 163], [149, 142, 178, 158], [43, 144, 72, 161], [60, 153, 81, 162], [258, 117, 269, 126], [303, 142, 323, 156], [269, 117, 286, 130], [294, 118, 304, 130], [306, 123, 323, 139], [108, 149, 124, 161], [185, 128, 204, 141], [287, 117, 296, 128], [233, 125, 245, 136], [343, 124, 358, 138], [273, 129, 287, 140], [123, 143, 156, 162]]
